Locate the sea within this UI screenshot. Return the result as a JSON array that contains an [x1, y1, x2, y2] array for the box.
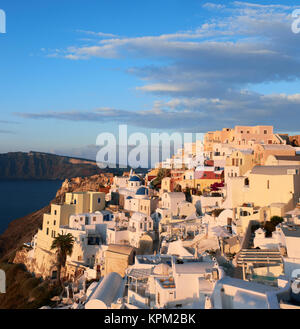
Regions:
[[0, 180, 63, 234]]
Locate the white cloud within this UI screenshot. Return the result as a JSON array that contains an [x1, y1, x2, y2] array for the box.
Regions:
[[40, 2, 300, 132]]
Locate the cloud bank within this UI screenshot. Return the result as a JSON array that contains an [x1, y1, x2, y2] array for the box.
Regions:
[[20, 2, 300, 132]]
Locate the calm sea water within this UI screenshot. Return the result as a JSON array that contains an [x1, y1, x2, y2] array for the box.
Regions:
[[0, 180, 63, 234]]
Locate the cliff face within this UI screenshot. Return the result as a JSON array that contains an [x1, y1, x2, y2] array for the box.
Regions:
[[0, 173, 114, 261], [56, 174, 113, 198], [0, 151, 105, 180], [0, 204, 51, 261]]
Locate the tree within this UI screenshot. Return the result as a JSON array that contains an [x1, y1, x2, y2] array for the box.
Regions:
[[263, 216, 283, 237], [152, 168, 170, 188], [270, 216, 284, 226], [51, 233, 75, 286], [184, 187, 192, 202]]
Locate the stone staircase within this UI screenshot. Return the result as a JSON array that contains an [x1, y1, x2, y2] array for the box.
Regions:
[[236, 248, 283, 267]]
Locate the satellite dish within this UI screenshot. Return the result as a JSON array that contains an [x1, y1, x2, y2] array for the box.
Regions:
[[291, 269, 300, 279], [291, 279, 300, 295]]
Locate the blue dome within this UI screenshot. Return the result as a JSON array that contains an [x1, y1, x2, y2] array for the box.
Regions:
[[126, 196, 133, 199], [129, 175, 141, 182], [136, 187, 148, 196]]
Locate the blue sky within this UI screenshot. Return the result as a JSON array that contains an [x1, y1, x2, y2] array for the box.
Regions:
[[1, 1, 300, 159]]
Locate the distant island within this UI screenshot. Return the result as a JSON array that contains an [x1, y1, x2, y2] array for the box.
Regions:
[[0, 151, 145, 180]]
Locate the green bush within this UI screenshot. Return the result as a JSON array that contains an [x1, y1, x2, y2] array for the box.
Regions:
[[270, 216, 284, 225]]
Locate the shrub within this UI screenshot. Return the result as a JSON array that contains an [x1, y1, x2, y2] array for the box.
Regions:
[[270, 216, 284, 226]]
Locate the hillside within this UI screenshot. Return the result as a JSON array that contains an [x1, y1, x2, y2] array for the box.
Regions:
[[0, 151, 110, 180]]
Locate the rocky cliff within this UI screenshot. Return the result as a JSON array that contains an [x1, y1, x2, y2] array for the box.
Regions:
[[56, 174, 113, 198], [0, 204, 51, 262], [0, 151, 108, 180]]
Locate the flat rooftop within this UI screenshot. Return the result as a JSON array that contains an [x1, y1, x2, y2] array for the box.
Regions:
[[251, 165, 300, 175], [281, 225, 300, 238]]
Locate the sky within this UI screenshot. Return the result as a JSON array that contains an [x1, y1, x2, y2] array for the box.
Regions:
[[1, 0, 300, 161]]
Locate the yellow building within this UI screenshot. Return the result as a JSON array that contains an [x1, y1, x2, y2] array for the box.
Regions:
[[194, 178, 223, 192], [36, 203, 76, 250], [225, 149, 255, 181], [65, 191, 106, 213], [161, 177, 172, 193], [104, 244, 135, 277], [204, 125, 283, 158], [254, 144, 296, 165], [204, 128, 233, 155], [177, 168, 224, 192], [178, 169, 195, 189], [224, 165, 300, 232], [36, 191, 106, 251], [265, 155, 300, 166]]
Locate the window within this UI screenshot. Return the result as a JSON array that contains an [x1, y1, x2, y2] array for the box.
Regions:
[[54, 210, 57, 215], [267, 180, 270, 189], [54, 220, 56, 226], [140, 223, 143, 229], [46, 228, 49, 235], [240, 159, 243, 165], [264, 130, 267, 134], [93, 217, 96, 222], [98, 198, 101, 204], [51, 270, 58, 279]]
